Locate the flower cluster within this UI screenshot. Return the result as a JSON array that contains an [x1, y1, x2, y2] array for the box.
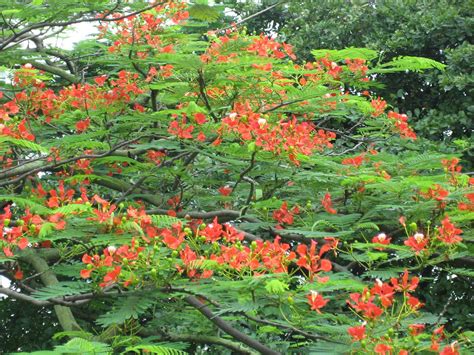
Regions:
[[221, 101, 336, 164], [387, 111, 417, 139]]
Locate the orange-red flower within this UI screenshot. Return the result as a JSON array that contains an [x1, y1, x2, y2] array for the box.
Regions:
[[374, 343, 392, 355], [372, 233, 391, 249], [347, 325, 366, 341], [272, 202, 298, 226], [404, 232, 428, 254], [437, 216, 462, 244], [321, 193, 337, 214], [390, 270, 419, 292], [306, 291, 328, 313]]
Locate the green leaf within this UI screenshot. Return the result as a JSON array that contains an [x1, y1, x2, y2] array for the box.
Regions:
[[265, 279, 289, 295], [370, 56, 446, 73], [125, 344, 187, 355], [96, 293, 156, 327], [0, 136, 47, 153], [54, 338, 112, 354], [311, 47, 378, 61]]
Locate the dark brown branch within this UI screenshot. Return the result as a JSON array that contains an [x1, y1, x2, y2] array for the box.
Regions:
[[232, 151, 257, 193], [0, 286, 50, 306], [139, 330, 257, 355], [197, 69, 218, 122], [146, 208, 260, 223], [185, 295, 280, 355], [244, 314, 346, 345]]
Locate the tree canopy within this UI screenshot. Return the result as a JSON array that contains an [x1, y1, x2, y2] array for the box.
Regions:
[[235, 0, 473, 147], [0, 1, 472, 354]]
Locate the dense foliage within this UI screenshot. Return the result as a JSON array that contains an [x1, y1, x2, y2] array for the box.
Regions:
[[233, 0, 473, 148], [0, 1, 472, 354]]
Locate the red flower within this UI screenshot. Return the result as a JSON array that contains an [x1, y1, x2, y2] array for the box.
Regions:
[[168, 119, 194, 139], [306, 291, 328, 313], [421, 184, 449, 202], [437, 216, 462, 244], [409, 323, 425, 336], [194, 112, 207, 124], [76, 118, 91, 133], [370, 97, 387, 117], [100, 266, 121, 288], [440, 342, 459, 355], [221, 224, 244, 243], [347, 291, 383, 319], [390, 270, 419, 292], [374, 343, 392, 355], [321, 193, 337, 214], [342, 154, 365, 167], [347, 325, 366, 342], [272, 202, 298, 226], [371, 279, 395, 308], [218, 185, 232, 196], [407, 294, 423, 310], [372, 233, 391, 249], [94, 75, 107, 86], [404, 233, 428, 254], [458, 192, 474, 211], [14, 268, 24, 280], [296, 240, 332, 281], [201, 217, 223, 243], [387, 111, 417, 139], [162, 223, 186, 249], [197, 131, 206, 142], [80, 252, 113, 279]]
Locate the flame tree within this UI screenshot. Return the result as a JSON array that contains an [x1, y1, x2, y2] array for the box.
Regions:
[[0, 1, 472, 353]]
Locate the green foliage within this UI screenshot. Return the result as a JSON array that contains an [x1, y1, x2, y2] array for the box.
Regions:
[[235, 0, 474, 146], [96, 293, 157, 327], [125, 344, 187, 355], [0, 1, 472, 354]]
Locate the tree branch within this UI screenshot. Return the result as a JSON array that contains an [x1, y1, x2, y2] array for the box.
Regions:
[[19, 250, 81, 331], [139, 330, 258, 355], [0, 286, 50, 306], [185, 295, 280, 355]]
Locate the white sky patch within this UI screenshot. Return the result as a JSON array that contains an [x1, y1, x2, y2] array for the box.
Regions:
[[44, 22, 98, 50]]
